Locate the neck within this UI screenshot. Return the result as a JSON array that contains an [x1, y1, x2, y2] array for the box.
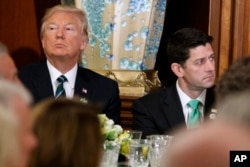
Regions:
[[177, 80, 204, 99], [48, 58, 77, 74]]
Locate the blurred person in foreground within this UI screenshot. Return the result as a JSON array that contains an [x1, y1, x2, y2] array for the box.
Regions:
[[0, 80, 37, 167], [18, 5, 121, 124], [0, 104, 19, 167], [215, 56, 250, 104], [132, 27, 216, 138], [161, 90, 250, 167], [0, 41, 22, 84], [28, 97, 102, 167]]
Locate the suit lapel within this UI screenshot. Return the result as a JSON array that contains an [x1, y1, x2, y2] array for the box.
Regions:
[[74, 67, 92, 100], [162, 85, 186, 129], [32, 62, 54, 99], [204, 86, 215, 115]]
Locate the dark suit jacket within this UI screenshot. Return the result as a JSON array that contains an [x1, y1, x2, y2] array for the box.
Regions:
[[18, 61, 121, 124], [132, 84, 215, 138]]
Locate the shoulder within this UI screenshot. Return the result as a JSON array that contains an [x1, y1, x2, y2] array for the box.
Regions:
[[77, 67, 118, 85], [134, 85, 177, 105], [135, 87, 168, 103], [19, 61, 46, 73], [18, 61, 47, 79]]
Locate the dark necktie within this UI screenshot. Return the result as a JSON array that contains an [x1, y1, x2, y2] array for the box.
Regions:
[[187, 99, 201, 128], [55, 75, 67, 99]]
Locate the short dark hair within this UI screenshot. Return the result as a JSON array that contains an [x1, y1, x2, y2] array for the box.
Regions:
[[167, 27, 213, 66]]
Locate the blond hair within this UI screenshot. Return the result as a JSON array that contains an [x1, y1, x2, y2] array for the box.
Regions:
[[40, 5, 88, 38]]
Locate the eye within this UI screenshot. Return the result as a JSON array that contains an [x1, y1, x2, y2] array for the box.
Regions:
[[195, 59, 205, 65], [209, 55, 215, 62], [47, 24, 57, 31], [65, 26, 75, 31]]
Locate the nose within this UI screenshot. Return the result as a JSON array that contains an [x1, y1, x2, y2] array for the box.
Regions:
[[206, 59, 215, 71], [56, 28, 64, 39]]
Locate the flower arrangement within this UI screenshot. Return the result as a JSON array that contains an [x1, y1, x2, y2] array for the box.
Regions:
[[98, 114, 132, 155]]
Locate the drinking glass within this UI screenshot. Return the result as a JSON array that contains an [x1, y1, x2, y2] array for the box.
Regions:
[[146, 135, 173, 167], [100, 140, 120, 167], [128, 139, 150, 167], [120, 130, 142, 158]]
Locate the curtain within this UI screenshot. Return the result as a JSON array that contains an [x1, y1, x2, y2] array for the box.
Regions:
[[62, 0, 167, 70]]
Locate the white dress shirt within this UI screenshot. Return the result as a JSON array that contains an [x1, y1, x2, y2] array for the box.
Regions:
[[176, 80, 206, 125], [47, 60, 77, 98]]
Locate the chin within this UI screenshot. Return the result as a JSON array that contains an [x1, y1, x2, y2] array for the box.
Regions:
[[204, 82, 214, 88]]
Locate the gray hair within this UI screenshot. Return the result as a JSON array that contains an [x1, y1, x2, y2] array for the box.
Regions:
[[0, 104, 18, 167], [0, 80, 33, 112], [217, 90, 250, 128]]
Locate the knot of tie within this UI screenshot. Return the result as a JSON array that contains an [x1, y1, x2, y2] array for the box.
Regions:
[[188, 99, 200, 110], [57, 75, 67, 83], [187, 99, 201, 128], [55, 75, 67, 99]]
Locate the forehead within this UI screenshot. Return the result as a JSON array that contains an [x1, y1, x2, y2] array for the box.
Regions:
[[188, 43, 213, 59], [46, 11, 81, 26]]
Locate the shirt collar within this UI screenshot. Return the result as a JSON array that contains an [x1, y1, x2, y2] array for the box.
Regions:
[[176, 80, 206, 106], [47, 60, 77, 89]]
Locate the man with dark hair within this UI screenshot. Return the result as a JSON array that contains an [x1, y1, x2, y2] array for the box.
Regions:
[[132, 28, 216, 138]]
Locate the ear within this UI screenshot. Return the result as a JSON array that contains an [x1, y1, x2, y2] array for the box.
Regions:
[[171, 63, 184, 77], [80, 36, 88, 50], [41, 37, 45, 49]]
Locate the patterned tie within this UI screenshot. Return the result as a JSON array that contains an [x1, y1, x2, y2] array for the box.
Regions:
[[55, 75, 67, 99], [187, 99, 201, 128]]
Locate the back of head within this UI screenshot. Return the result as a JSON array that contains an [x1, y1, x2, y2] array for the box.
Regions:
[[29, 98, 102, 167], [216, 90, 250, 129], [0, 79, 34, 167], [167, 27, 213, 66], [0, 42, 22, 84], [0, 105, 19, 167], [216, 56, 250, 102], [0, 79, 32, 113]]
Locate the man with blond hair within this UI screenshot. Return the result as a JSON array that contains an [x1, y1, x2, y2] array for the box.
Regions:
[[19, 5, 121, 124]]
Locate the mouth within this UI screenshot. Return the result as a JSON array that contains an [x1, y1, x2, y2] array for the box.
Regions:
[[55, 43, 65, 48], [204, 75, 215, 80]]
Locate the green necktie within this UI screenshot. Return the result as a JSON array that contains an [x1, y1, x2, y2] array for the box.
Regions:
[[55, 75, 67, 99], [187, 99, 201, 128]]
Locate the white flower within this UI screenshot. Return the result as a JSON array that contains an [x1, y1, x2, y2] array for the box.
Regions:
[[98, 114, 123, 141], [98, 114, 132, 155]]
